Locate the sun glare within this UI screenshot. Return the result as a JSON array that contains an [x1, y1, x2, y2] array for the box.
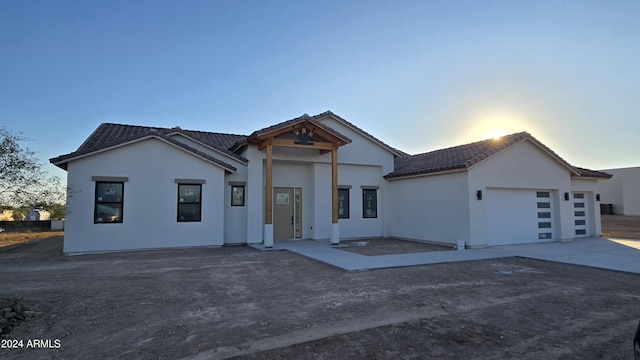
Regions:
[[484, 128, 509, 140]]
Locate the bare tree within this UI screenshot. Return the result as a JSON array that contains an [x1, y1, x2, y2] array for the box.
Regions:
[[0, 127, 65, 208]]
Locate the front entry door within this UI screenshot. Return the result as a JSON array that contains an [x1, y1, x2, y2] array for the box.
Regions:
[[273, 187, 302, 240]]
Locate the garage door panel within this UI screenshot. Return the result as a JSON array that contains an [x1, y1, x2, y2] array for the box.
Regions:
[[486, 189, 554, 245]]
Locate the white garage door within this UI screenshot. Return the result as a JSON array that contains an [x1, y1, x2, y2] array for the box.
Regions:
[[486, 189, 554, 245]]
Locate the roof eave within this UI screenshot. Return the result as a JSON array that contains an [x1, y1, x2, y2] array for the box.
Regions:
[[50, 135, 237, 173], [165, 131, 248, 164], [384, 166, 467, 180]]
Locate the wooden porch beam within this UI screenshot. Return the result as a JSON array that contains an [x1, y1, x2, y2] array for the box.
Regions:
[[270, 138, 336, 151]]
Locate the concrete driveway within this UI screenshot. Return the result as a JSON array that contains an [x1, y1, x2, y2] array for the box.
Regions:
[[273, 237, 640, 273]]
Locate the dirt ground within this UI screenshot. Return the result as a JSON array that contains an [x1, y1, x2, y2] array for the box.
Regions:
[[1, 236, 639, 359], [601, 215, 640, 239], [0, 231, 65, 248]]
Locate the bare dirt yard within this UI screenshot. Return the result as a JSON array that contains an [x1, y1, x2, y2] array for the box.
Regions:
[[601, 214, 640, 239], [1, 235, 639, 359], [0, 231, 65, 248]]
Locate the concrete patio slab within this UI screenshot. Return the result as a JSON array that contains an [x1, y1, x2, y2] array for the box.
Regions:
[[275, 237, 640, 274]]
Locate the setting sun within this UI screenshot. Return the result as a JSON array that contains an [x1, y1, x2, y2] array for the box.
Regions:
[[484, 128, 509, 140]]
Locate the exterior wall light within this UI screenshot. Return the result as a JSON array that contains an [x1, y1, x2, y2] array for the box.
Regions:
[[596, 194, 601, 201], [564, 192, 570, 201], [476, 190, 482, 200]]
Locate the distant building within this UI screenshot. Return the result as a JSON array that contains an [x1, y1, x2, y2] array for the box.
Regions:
[[598, 166, 640, 215], [25, 209, 51, 221]]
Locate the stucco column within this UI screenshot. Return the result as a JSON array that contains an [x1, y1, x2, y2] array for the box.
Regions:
[[264, 141, 274, 248], [330, 146, 340, 245]]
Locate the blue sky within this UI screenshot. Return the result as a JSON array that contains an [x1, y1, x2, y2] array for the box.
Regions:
[[1, 0, 638, 182]]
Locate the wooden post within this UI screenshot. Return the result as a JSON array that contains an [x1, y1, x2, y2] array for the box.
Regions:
[[265, 141, 273, 225], [331, 146, 338, 224]]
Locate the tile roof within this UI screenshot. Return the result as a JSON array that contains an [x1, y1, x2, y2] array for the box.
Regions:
[[573, 167, 613, 179], [50, 123, 246, 170], [76, 123, 247, 158], [384, 132, 607, 179]]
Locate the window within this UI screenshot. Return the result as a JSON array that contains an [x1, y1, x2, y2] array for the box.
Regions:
[[537, 202, 551, 209], [95, 182, 124, 223], [231, 185, 245, 206], [338, 188, 350, 219], [362, 188, 377, 218], [178, 184, 202, 222], [536, 191, 550, 198]]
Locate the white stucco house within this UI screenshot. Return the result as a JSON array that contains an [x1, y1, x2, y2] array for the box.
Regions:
[[597, 166, 640, 215], [50, 111, 612, 254]]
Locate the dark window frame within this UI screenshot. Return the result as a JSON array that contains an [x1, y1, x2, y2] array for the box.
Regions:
[[94, 181, 124, 224], [338, 188, 350, 219], [231, 185, 245, 207], [362, 188, 378, 219], [177, 183, 202, 222]]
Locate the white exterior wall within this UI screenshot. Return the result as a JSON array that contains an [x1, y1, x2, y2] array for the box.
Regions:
[[387, 171, 470, 245], [244, 146, 264, 244], [311, 162, 332, 239], [598, 167, 640, 215], [64, 139, 226, 254], [337, 164, 386, 239], [223, 167, 248, 244], [467, 140, 574, 246], [318, 118, 395, 174]]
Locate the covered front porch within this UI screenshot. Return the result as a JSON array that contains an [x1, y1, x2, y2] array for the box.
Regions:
[[246, 115, 351, 247]]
